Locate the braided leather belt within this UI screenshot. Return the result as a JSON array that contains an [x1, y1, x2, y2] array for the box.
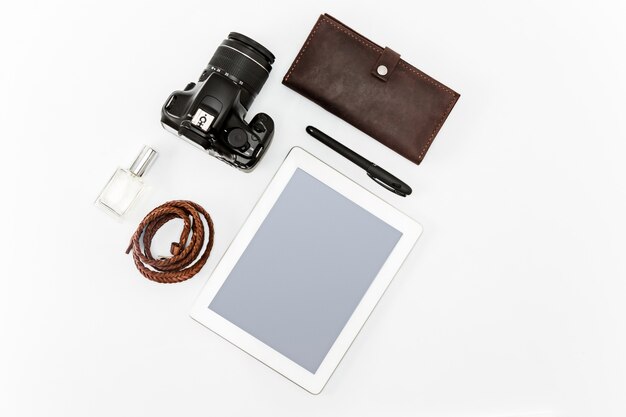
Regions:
[[126, 200, 215, 283]]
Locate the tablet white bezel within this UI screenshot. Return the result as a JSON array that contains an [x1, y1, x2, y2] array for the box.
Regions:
[[190, 147, 422, 394]]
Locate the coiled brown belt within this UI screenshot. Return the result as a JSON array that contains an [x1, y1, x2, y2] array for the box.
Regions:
[[126, 200, 215, 283]]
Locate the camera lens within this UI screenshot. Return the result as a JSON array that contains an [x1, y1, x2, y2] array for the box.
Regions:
[[207, 33, 275, 109]]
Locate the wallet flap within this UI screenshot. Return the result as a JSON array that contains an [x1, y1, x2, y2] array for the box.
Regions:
[[372, 47, 401, 82], [283, 14, 460, 165]]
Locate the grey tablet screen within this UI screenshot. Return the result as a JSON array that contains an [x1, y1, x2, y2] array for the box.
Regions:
[[209, 168, 402, 373]]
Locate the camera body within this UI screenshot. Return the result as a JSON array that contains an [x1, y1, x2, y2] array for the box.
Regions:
[[161, 33, 275, 171]]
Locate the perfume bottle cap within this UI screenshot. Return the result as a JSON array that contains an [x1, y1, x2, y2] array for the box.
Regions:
[[129, 146, 158, 177]]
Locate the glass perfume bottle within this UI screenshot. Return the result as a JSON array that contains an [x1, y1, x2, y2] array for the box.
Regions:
[[96, 146, 158, 217]]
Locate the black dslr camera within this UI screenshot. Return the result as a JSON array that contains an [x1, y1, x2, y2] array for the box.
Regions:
[[161, 33, 275, 171]]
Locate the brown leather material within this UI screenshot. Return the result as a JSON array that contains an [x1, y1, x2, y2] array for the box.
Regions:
[[126, 200, 215, 284], [283, 14, 460, 165], [372, 47, 401, 82]]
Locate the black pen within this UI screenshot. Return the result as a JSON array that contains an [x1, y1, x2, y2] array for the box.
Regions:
[[306, 126, 412, 197]]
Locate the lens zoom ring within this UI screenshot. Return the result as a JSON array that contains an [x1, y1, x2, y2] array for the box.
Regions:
[[209, 46, 268, 95]]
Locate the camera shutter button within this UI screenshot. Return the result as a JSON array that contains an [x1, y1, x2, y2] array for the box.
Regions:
[[227, 128, 248, 148], [252, 122, 266, 134]]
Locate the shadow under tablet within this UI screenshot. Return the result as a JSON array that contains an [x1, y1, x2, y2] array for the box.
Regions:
[[208, 168, 402, 373]]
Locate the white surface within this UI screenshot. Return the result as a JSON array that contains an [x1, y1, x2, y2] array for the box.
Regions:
[[190, 147, 422, 394], [1, 1, 625, 416]]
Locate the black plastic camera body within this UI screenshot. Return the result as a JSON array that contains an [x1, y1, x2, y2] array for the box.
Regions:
[[161, 33, 275, 171]]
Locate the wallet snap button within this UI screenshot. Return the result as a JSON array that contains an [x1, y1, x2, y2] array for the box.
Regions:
[[376, 65, 388, 76]]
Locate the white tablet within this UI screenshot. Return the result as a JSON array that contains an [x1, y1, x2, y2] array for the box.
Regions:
[[190, 147, 422, 393]]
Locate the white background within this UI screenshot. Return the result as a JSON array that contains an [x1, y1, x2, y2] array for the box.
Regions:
[[1, 1, 625, 416]]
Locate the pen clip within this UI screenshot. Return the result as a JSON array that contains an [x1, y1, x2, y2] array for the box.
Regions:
[[367, 172, 407, 197]]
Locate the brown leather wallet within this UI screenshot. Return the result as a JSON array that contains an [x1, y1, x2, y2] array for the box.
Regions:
[[283, 14, 460, 165]]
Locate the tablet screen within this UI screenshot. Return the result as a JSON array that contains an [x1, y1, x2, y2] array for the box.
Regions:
[[208, 168, 402, 373]]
